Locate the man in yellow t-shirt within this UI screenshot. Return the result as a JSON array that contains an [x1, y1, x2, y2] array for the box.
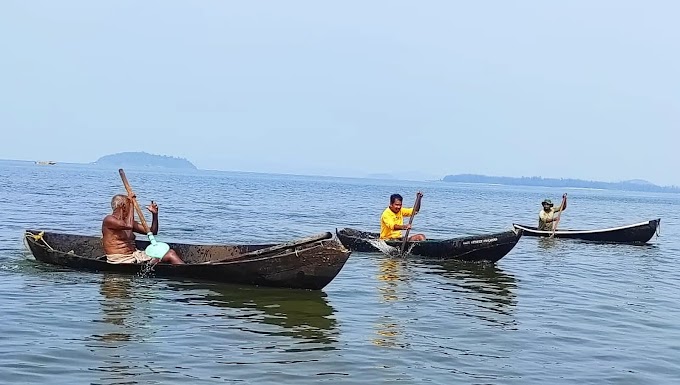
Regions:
[[380, 192, 426, 241], [538, 194, 568, 231]]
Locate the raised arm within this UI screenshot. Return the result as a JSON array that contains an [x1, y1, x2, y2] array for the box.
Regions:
[[148, 201, 159, 235], [132, 201, 159, 235]]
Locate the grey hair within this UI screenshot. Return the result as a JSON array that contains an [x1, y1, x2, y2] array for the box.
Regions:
[[111, 194, 128, 210]]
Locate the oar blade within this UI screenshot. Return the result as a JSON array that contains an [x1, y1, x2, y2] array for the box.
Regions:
[[144, 232, 169, 259], [145, 242, 170, 259]]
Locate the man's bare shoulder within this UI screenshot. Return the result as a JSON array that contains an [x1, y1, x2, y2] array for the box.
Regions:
[[102, 214, 119, 228]]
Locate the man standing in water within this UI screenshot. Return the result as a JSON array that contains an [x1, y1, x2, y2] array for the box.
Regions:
[[538, 194, 568, 231], [380, 192, 426, 241], [102, 194, 184, 264]]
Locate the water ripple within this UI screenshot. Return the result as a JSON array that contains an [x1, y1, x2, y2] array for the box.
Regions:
[[1, 162, 680, 383]]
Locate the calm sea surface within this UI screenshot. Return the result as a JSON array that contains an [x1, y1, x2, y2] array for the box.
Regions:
[[1, 161, 679, 384]]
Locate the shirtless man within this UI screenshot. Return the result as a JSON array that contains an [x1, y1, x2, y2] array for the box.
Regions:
[[102, 194, 184, 264]]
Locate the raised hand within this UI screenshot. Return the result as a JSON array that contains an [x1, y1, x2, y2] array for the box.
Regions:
[[146, 200, 159, 214]]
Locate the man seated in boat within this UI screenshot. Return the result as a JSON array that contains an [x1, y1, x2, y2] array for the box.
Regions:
[[102, 194, 184, 264], [538, 194, 568, 231], [380, 193, 426, 241]]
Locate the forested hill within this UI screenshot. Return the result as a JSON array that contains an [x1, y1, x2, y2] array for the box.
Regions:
[[442, 174, 679, 193], [93, 152, 197, 169]]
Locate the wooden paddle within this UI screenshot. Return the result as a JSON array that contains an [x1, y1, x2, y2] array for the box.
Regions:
[[118, 169, 170, 259], [550, 193, 567, 238], [400, 192, 423, 256]]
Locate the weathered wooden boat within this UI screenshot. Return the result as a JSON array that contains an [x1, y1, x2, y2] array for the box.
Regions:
[[335, 228, 523, 263], [24, 230, 351, 290], [512, 219, 660, 244]]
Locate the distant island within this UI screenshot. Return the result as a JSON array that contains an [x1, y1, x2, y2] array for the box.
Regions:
[[93, 152, 197, 170], [442, 174, 680, 193]]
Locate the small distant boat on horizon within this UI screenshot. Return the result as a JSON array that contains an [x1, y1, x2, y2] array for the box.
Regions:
[[35, 161, 56, 165]]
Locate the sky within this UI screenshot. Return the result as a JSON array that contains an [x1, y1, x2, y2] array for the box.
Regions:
[[1, 1, 678, 185]]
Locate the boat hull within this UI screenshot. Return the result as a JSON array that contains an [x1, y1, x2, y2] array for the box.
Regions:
[[335, 228, 522, 263], [512, 219, 660, 244], [24, 230, 351, 290]]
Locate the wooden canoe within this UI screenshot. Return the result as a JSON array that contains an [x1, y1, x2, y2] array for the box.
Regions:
[[24, 230, 351, 290], [335, 228, 522, 263], [512, 219, 660, 244]]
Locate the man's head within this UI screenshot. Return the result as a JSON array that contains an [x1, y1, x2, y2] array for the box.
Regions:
[[541, 198, 553, 211], [389, 193, 403, 213], [111, 194, 128, 212]]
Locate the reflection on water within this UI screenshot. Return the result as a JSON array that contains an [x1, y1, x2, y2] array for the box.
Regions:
[[416, 259, 518, 328], [373, 258, 411, 348], [371, 257, 518, 348], [538, 237, 559, 251], [170, 282, 339, 351], [376, 258, 405, 302], [427, 260, 517, 305], [94, 274, 136, 343], [89, 274, 153, 385]]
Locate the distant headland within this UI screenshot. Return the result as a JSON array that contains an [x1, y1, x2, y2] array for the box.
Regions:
[[92, 152, 197, 170], [442, 174, 680, 193]]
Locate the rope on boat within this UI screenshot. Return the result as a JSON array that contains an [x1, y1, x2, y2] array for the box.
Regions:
[[25, 231, 54, 250]]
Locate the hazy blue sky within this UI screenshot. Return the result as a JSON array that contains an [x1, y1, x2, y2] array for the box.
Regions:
[[1, 1, 678, 184]]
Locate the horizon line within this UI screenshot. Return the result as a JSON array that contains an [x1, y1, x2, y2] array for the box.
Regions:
[[1, 158, 677, 189]]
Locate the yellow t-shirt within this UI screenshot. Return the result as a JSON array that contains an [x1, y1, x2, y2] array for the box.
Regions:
[[380, 207, 414, 239]]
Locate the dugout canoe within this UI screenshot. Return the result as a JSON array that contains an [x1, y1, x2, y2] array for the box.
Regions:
[[335, 228, 522, 263], [512, 219, 660, 244], [24, 230, 351, 290]]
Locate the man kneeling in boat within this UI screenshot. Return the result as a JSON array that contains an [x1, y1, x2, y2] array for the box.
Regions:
[[102, 194, 184, 264], [538, 194, 567, 231], [380, 193, 426, 241]]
